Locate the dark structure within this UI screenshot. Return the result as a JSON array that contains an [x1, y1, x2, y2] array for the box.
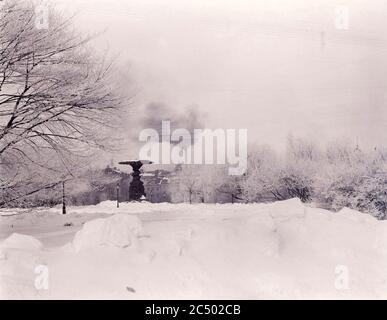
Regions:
[[119, 160, 153, 201]]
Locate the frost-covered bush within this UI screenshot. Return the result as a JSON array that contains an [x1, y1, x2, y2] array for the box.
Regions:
[[278, 137, 320, 203], [279, 168, 313, 203], [317, 172, 387, 220], [241, 145, 283, 202], [242, 138, 387, 219], [313, 144, 387, 219]]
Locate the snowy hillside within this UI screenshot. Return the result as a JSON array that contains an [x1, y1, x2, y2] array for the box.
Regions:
[[0, 199, 386, 299]]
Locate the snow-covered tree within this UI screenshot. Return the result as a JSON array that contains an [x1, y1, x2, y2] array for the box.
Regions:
[[170, 164, 224, 204], [0, 0, 130, 205], [241, 145, 283, 202], [170, 165, 201, 204]]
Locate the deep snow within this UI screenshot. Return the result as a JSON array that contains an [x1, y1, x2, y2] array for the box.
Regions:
[[0, 199, 386, 299]]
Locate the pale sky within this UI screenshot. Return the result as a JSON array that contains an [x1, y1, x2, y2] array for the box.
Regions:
[[56, 0, 387, 153]]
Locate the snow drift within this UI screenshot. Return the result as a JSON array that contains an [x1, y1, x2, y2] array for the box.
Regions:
[[0, 199, 386, 299], [72, 214, 142, 252], [1, 233, 43, 251]]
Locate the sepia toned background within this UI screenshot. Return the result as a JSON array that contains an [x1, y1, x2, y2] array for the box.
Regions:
[[56, 0, 387, 152]]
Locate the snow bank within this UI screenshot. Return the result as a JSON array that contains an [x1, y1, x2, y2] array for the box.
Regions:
[[0, 234, 45, 299], [72, 214, 142, 252], [243, 214, 281, 257], [1, 199, 387, 299], [336, 207, 380, 224], [0, 233, 43, 250]]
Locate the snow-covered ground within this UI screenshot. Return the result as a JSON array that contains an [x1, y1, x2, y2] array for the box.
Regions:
[[0, 199, 386, 299]]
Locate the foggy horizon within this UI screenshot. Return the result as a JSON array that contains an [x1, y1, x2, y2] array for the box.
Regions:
[[54, 0, 387, 155]]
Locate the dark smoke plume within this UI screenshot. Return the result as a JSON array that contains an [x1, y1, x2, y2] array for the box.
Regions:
[[136, 102, 206, 144]]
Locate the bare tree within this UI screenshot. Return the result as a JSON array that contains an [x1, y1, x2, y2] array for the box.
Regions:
[[0, 1, 130, 204]]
